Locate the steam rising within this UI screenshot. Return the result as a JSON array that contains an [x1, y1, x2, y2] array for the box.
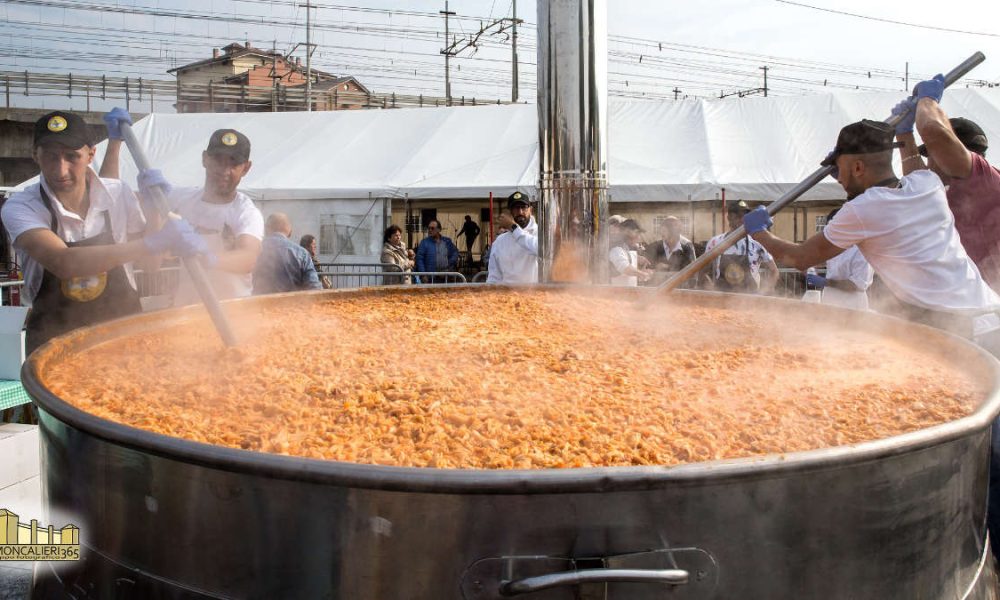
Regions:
[[41, 288, 985, 469]]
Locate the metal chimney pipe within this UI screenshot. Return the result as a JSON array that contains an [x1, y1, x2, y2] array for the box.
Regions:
[[536, 0, 609, 283]]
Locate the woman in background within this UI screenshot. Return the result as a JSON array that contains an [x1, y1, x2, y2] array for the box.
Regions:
[[299, 234, 332, 289]]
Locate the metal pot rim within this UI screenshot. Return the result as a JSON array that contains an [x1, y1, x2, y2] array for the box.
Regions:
[[22, 286, 1000, 494]]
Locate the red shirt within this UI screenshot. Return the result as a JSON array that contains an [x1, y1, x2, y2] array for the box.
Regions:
[[946, 153, 1000, 290]]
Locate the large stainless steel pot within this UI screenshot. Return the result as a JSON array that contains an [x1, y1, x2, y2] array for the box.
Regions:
[[22, 287, 1000, 599]]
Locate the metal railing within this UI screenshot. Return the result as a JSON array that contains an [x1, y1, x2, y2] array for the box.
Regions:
[[0, 69, 513, 113], [134, 266, 181, 298], [319, 271, 467, 287]]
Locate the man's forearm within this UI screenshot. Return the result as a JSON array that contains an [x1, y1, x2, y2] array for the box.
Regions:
[[47, 240, 150, 279], [751, 232, 811, 271], [826, 278, 861, 292], [896, 132, 925, 176]]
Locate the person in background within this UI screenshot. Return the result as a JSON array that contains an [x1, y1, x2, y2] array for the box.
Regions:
[[487, 192, 538, 284], [1, 110, 205, 353], [893, 76, 1000, 291], [415, 218, 458, 283], [806, 208, 873, 310], [381, 224, 415, 285], [704, 200, 778, 293], [455, 215, 481, 259], [140, 128, 264, 306], [252, 213, 321, 295], [299, 234, 331, 289], [646, 215, 696, 286], [609, 219, 652, 286]]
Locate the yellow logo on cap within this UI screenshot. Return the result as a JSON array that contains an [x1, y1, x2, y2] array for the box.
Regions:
[[47, 116, 68, 132], [513, 192, 522, 200], [221, 132, 238, 146]]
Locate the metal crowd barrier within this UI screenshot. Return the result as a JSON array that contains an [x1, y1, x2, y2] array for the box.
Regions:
[[318, 271, 467, 287], [134, 266, 181, 298]]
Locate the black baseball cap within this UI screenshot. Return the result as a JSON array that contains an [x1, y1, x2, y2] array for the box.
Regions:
[[727, 199, 751, 215], [821, 119, 902, 166], [33, 111, 93, 149], [918, 117, 988, 157], [206, 129, 251, 162], [507, 191, 530, 209]]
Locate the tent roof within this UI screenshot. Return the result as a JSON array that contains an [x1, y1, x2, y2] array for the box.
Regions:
[[74, 87, 1000, 202]]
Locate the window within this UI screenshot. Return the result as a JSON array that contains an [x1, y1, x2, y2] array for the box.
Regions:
[[319, 214, 373, 257], [815, 215, 827, 233], [652, 214, 692, 237]]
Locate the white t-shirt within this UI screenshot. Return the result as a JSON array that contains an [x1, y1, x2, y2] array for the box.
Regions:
[[705, 233, 773, 284], [823, 169, 1000, 317], [822, 245, 873, 311], [1, 170, 146, 304], [486, 217, 539, 284], [609, 245, 639, 286], [165, 187, 264, 303]]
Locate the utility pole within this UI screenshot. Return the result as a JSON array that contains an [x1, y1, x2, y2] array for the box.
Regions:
[[293, 2, 317, 111], [440, 1, 455, 105], [305, 0, 312, 111], [673, 87, 681, 100], [270, 40, 279, 112], [905, 61, 909, 91], [511, 0, 518, 102], [760, 65, 769, 97]]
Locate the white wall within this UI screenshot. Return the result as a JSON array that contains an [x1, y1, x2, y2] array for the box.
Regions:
[[254, 197, 388, 263]]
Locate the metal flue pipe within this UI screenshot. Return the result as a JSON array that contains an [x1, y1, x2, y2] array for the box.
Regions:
[[655, 51, 986, 294], [536, 0, 609, 284]]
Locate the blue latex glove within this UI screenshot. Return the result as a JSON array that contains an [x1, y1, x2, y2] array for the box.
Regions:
[[137, 168, 172, 198], [913, 74, 945, 104], [102, 107, 132, 141], [743, 206, 773, 235], [806, 272, 827, 289], [143, 218, 209, 258], [890, 98, 917, 135]]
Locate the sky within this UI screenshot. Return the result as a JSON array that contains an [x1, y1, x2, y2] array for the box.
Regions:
[[1, 0, 999, 112]]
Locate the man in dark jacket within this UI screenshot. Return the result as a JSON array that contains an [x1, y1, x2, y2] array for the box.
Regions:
[[415, 219, 458, 283], [646, 215, 697, 273]]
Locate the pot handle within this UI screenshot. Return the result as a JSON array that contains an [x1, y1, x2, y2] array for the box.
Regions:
[[500, 567, 689, 595]]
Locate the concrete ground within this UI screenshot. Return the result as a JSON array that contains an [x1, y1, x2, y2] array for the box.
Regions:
[[0, 424, 41, 600]]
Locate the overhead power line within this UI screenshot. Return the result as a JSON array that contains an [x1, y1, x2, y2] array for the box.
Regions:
[[774, 0, 1000, 38]]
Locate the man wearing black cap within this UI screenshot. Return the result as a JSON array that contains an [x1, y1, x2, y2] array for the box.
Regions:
[[148, 128, 264, 305], [703, 200, 778, 293], [486, 191, 538, 284], [742, 118, 1000, 347], [0, 111, 206, 352], [892, 76, 1000, 290]]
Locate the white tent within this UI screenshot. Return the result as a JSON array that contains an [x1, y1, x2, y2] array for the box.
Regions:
[[89, 87, 1000, 204]]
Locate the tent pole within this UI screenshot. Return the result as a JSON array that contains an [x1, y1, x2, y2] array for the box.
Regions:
[[489, 192, 494, 242]]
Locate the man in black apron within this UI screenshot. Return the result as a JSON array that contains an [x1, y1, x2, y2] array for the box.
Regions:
[[0, 110, 208, 354]]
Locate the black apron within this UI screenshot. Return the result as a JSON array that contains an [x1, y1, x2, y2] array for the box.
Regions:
[[716, 236, 758, 292], [24, 187, 142, 354]]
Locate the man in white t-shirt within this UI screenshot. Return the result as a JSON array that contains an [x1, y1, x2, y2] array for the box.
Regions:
[[1, 110, 206, 353], [609, 219, 652, 286], [742, 118, 1000, 351], [144, 129, 265, 306]]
